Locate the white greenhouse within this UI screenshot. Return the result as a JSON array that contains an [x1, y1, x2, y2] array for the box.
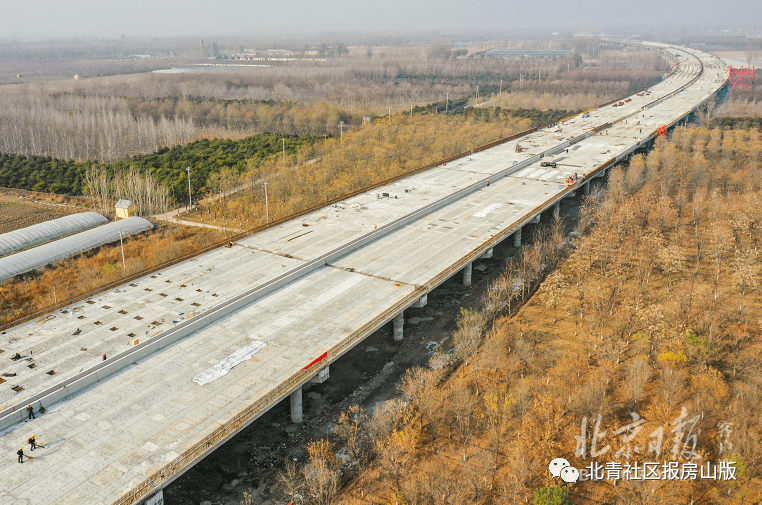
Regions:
[[0, 212, 108, 258], [0, 217, 154, 282]]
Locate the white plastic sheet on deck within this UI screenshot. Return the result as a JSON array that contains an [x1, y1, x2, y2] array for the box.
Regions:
[[193, 340, 267, 385]]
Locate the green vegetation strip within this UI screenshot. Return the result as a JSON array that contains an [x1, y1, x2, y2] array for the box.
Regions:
[[0, 132, 316, 198]]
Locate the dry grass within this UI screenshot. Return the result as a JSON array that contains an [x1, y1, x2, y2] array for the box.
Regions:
[[180, 113, 533, 229], [0, 224, 224, 326]]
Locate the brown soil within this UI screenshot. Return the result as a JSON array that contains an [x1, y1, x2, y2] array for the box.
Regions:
[[0, 189, 92, 235]]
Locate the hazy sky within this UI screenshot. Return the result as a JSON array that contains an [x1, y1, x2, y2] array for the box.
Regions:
[[3, 0, 758, 39]]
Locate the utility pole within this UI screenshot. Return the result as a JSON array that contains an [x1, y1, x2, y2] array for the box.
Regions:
[[476, 85, 479, 102], [119, 230, 126, 270], [410, 102, 413, 114], [263, 182, 269, 222], [445, 92, 449, 112], [499, 79, 502, 94], [186, 166, 192, 214], [339, 121, 344, 149], [520, 74, 522, 88], [388, 106, 391, 118], [282, 138, 286, 163]]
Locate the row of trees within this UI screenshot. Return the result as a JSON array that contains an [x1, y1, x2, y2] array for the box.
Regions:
[[125, 97, 362, 135], [33, 53, 665, 116], [83, 165, 170, 218], [0, 93, 196, 162]]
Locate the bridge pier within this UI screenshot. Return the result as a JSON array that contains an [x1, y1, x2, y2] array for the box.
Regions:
[[582, 182, 590, 195], [393, 312, 404, 341], [290, 386, 303, 424], [410, 294, 427, 308], [480, 248, 493, 259], [513, 228, 522, 247], [553, 201, 561, 218], [463, 262, 473, 287]]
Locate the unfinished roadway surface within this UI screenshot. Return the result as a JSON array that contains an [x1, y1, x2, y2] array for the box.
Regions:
[[0, 41, 728, 505]]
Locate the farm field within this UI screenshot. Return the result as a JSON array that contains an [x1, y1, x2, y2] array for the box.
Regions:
[[0, 190, 86, 235]]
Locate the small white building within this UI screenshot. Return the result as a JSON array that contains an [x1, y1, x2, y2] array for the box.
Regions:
[[115, 199, 133, 220]]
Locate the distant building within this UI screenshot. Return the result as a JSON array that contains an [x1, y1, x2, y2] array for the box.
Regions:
[[115, 199, 133, 220]]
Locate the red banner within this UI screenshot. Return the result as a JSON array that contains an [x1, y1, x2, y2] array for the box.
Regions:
[[303, 352, 327, 370]]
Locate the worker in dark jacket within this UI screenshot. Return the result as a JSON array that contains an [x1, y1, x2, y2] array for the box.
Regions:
[[29, 434, 36, 451], [27, 404, 34, 420], [17, 447, 24, 463]]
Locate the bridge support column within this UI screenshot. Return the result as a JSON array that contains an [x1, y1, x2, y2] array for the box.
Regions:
[[553, 201, 561, 218], [393, 312, 404, 341], [290, 386, 303, 424], [480, 248, 493, 259], [513, 227, 522, 247], [411, 294, 427, 308], [582, 182, 590, 195], [463, 262, 472, 287]]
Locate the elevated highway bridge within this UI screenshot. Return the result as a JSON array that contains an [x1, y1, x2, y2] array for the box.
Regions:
[[0, 41, 728, 505]]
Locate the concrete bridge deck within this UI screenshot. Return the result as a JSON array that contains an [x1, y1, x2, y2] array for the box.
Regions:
[[0, 42, 727, 505]]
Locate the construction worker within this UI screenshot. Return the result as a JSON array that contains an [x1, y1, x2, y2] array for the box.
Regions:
[[17, 446, 23, 463], [103, 353, 107, 361], [27, 404, 34, 420], [28, 434, 36, 451]]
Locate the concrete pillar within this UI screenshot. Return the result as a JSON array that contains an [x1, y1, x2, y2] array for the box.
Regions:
[[480, 248, 493, 259], [582, 182, 590, 195], [310, 366, 329, 384], [393, 312, 404, 341], [290, 386, 303, 424], [463, 262, 473, 287], [553, 201, 560, 218], [513, 227, 522, 247], [411, 294, 427, 308]]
